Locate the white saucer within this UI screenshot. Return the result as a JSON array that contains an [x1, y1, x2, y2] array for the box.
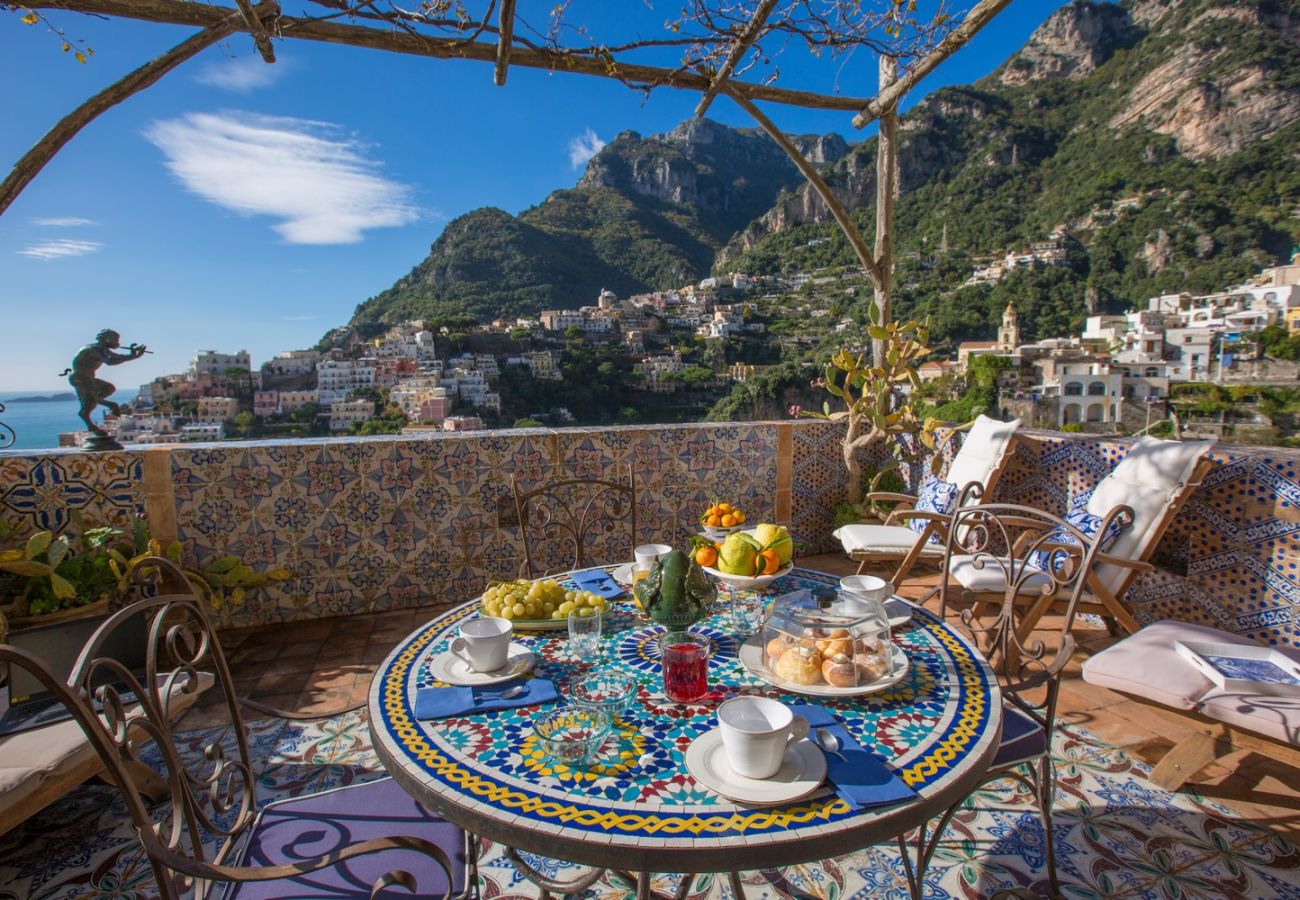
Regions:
[[612, 562, 636, 586], [685, 729, 826, 806], [738, 636, 910, 697], [884, 598, 913, 628], [427, 643, 535, 686]]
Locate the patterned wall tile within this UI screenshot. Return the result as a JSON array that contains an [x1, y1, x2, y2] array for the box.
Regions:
[[0, 450, 146, 537]]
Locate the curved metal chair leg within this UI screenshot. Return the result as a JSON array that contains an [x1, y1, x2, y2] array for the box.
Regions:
[[504, 847, 606, 896]]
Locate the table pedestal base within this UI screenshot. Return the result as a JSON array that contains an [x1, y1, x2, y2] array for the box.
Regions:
[[505, 849, 746, 900]]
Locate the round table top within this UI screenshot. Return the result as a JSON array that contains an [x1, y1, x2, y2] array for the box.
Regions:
[[369, 567, 1002, 874]]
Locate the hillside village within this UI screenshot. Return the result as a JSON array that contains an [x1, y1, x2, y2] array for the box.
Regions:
[[89, 247, 1300, 448]]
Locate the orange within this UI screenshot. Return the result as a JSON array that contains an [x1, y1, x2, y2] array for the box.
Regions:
[[706, 504, 720, 516], [695, 546, 718, 567], [720, 513, 737, 527], [706, 514, 722, 527], [718, 502, 732, 513], [734, 511, 746, 524], [758, 549, 780, 575]]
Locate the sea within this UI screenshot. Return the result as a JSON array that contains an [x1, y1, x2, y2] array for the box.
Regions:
[[0, 389, 137, 452]]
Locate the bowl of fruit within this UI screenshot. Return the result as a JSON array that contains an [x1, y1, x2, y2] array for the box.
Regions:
[[480, 578, 610, 630], [699, 524, 795, 590], [700, 501, 747, 540]]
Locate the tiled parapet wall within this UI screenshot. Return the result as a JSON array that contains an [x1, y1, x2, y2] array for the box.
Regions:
[[3, 423, 1297, 646]]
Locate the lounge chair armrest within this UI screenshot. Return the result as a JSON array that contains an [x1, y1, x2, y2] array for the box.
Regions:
[[1095, 552, 1156, 572], [884, 509, 949, 527], [868, 492, 918, 506]]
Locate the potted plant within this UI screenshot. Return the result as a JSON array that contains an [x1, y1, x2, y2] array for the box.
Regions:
[[0, 515, 291, 639], [802, 308, 968, 520]]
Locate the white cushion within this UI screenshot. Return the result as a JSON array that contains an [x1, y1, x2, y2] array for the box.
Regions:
[[1080, 620, 1249, 709], [0, 718, 99, 809], [948, 554, 1055, 594], [834, 524, 944, 556], [1086, 437, 1213, 594], [945, 415, 1021, 495], [1198, 684, 1300, 746]]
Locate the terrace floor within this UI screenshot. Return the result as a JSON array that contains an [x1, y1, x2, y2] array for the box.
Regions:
[[207, 552, 1300, 848]]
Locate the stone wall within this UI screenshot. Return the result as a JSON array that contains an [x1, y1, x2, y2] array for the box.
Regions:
[[3, 422, 1297, 649]]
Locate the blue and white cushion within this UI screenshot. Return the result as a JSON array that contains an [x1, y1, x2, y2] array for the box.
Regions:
[[1030, 510, 1123, 575], [907, 475, 959, 544]]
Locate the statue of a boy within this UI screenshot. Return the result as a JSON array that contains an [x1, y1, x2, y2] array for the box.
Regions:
[[60, 329, 147, 451]]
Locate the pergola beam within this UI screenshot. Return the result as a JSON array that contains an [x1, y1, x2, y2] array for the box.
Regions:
[[852, 0, 1014, 129], [29, 0, 872, 112], [233, 0, 276, 62], [694, 0, 779, 119], [493, 0, 516, 86], [0, 11, 250, 218]]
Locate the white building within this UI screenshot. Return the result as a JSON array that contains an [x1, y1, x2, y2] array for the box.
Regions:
[[329, 398, 375, 431], [191, 350, 251, 378], [539, 310, 585, 332], [316, 359, 375, 404], [263, 349, 321, 376], [180, 422, 224, 441], [524, 351, 560, 380], [1052, 363, 1123, 426]]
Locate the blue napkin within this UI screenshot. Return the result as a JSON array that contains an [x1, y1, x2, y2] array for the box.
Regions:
[[414, 678, 558, 720], [789, 704, 916, 811], [571, 568, 625, 599]]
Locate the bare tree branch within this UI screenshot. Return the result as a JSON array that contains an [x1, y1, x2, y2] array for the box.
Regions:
[[493, 0, 515, 86], [232, 0, 276, 62], [694, 0, 779, 118], [0, 10, 253, 218]]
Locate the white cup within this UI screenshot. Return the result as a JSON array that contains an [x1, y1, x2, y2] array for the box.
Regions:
[[634, 543, 673, 572], [839, 575, 890, 610], [717, 696, 810, 780], [450, 616, 512, 673]]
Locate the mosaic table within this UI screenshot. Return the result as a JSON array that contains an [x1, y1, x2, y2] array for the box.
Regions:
[[368, 567, 1002, 881]]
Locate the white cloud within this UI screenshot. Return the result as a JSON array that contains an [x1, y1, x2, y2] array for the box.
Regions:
[[17, 239, 103, 260], [33, 217, 97, 227], [194, 55, 286, 92], [568, 127, 606, 169], [144, 111, 419, 244]]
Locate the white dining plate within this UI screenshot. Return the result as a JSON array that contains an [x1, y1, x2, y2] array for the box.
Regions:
[[737, 636, 910, 697], [611, 563, 636, 586], [427, 643, 535, 686], [685, 729, 826, 806]]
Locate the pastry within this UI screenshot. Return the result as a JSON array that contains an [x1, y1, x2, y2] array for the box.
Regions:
[[766, 636, 793, 660], [775, 646, 823, 685], [854, 651, 891, 682], [822, 653, 858, 687], [816, 628, 853, 659]]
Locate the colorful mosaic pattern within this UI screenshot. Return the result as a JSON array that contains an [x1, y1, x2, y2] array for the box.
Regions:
[[3, 703, 1299, 897], [4, 424, 1300, 645], [371, 569, 999, 858]]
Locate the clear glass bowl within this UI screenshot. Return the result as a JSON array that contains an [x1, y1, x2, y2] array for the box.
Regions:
[[567, 669, 638, 721], [534, 706, 611, 767]]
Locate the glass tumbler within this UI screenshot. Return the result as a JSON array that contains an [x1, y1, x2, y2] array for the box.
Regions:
[[568, 607, 603, 659], [659, 631, 711, 703]]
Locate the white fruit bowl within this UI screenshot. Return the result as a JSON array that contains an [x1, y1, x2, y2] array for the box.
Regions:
[[701, 524, 744, 541], [701, 562, 793, 590]]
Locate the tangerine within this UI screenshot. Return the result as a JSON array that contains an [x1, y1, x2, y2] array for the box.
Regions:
[[718, 502, 732, 513], [695, 546, 718, 567], [720, 513, 737, 527], [706, 514, 722, 527], [758, 549, 780, 575], [734, 510, 747, 524]]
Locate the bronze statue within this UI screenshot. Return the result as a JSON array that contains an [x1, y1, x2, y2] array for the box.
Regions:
[[59, 329, 148, 451]]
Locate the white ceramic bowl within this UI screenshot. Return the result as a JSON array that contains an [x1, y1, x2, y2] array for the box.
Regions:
[[840, 574, 891, 602], [702, 562, 793, 590]]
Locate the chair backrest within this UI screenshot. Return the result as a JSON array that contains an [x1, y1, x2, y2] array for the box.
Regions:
[[512, 466, 638, 578], [19, 558, 255, 900], [944, 414, 1021, 497], [939, 501, 1133, 732], [1084, 436, 1213, 596]]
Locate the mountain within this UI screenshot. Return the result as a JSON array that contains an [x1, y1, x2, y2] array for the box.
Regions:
[[720, 0, 1300, 343], [343, 120, 850, 331]]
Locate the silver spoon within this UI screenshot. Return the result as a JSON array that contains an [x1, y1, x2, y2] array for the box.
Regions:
[[816, 727, 847, 761], [479, 684, 527, 702]]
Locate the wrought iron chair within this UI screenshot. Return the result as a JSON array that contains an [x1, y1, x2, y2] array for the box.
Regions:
[[512, 466, 638, 578], [0, 557, 474, 900], [899, 499, 1134, 899]]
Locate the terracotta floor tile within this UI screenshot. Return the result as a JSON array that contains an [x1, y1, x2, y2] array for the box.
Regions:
[[252, 668, 311, 697], [230, 643, 280, 665], [275, 640, 320, 660]]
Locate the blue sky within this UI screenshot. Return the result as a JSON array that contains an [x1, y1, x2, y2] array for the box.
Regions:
[[0, 1, 1062, 391]]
